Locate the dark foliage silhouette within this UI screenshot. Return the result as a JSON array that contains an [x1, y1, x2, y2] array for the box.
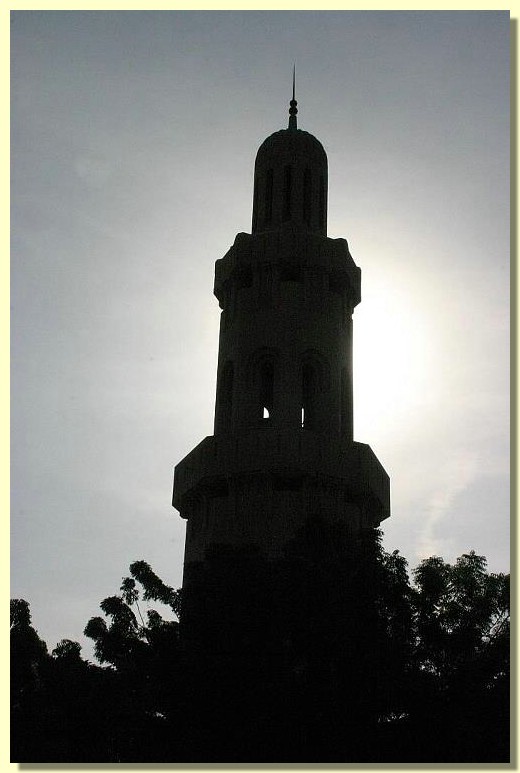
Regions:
[[11, 527, 509, 762]]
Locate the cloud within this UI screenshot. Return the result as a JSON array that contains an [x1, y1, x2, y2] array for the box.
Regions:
[[417, 449, 479, 559]]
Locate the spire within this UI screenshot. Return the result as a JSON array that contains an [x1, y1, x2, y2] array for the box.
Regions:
[[288, 64, 297, 130]]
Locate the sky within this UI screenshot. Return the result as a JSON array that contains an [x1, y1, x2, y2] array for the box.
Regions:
[[11, 10, 510, 658]]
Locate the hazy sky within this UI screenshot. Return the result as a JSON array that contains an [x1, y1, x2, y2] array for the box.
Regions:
[[11, 10, 509, 657]]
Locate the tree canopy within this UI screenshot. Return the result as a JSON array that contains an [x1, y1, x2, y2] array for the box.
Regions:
[[11, 528, 509, 763]]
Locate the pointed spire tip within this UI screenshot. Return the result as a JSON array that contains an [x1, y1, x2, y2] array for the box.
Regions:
[[288, 64, 297, 130]]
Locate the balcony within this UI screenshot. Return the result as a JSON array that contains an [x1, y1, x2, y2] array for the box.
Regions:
[[173, 428, 390, 524]]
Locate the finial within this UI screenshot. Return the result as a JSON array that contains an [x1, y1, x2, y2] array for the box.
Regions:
[[288, 64, 297, 130]]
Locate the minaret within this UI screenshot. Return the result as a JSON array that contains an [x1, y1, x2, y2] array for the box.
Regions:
[[173, 88, 390, 621]]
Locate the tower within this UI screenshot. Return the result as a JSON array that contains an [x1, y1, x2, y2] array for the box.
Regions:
[[172, 88, 390, 627]]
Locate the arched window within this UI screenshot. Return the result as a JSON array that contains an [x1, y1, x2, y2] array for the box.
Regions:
[[249, 348, 279, 425], [319, 175, 325, 229], [283, 165, 292, 221], [303, 167, 312, 226], [300, 351, 329, 431], [260, 361, 274, 420], [301, 362, 317, 429], [264, 169, 273, 225]]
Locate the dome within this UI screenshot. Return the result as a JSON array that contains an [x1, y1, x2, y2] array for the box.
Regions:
[[251, 93, 328, 236], [255, 128, 328, 169], [252, 124, 328, 236]]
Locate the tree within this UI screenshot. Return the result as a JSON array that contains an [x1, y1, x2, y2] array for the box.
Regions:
[[51, 639, 83, 661], [10, 599, 50, 759], [405, 551, 510, 761], [82, 561, 183, 761], [11, 541, 509, 763], [84, 561, 181, 667]]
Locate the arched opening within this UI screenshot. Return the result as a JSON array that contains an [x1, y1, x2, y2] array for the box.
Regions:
[[248, 349, 279, 426], [319, 175, 325, 229], [264, 169, 273, 225], [301, 362, 317, 429], [283, 165, 292, 221], [259, 361, 274, 422], [303, 167, 312, 226]]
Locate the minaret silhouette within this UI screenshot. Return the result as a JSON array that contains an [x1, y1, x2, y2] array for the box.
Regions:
[[173, 89, 390, 634]]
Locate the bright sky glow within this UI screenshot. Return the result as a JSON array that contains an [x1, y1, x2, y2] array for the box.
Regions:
[[354, 274, 437, 441]]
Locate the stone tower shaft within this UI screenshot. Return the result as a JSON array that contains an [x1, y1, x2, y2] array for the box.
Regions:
[[213, 230, 358, 439], [173, 96, 390, 568]]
